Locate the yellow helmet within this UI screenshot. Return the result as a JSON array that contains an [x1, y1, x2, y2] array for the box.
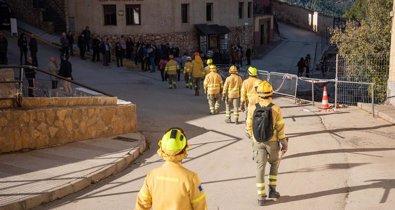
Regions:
[[209, 64, 217, 72], [158, 128, 187, 156], [207, 58, 213, 65], [229, 65, 238, 74], [248, 66, 258, 76], [256, 81, 273, 98]]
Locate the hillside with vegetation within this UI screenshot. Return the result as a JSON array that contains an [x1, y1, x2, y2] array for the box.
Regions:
[[278, 0, 353, 16]]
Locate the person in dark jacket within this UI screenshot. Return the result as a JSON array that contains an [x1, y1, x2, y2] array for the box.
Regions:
[[100, 38, 110, 66], [66, 32, 74, 56], [115, 42, 123, 67], [78, 33, 86, 59], [29, 36, 38, 67], [246, 47, 252, 66], [0, 32, 8, 64], [91, 34, 101, 62], [297, 57, 305, 77], [18, 33, 28, 64], [82, 26, 91, 51], [59, 55, 73, 95], [25, 57, 36, 97]]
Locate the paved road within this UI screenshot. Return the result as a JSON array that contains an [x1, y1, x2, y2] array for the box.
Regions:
[[4, 28, 395, 210], [252, 23, 322, 77]]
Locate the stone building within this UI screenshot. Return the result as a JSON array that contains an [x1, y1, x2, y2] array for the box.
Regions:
[[8, 0, 254, 60]]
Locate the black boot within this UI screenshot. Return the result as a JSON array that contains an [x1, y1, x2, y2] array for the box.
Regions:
[[257, 199, 265, 206], [269, 186, 280, 199]]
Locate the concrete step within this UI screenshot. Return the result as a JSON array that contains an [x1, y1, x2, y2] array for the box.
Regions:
[[0, 133, 147, 210]]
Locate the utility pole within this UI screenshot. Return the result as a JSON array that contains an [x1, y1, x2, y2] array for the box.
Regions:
[[388, 0, 395, 105]]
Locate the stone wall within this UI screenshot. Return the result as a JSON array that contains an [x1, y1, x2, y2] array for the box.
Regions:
[[0, 97, 137, 154], [272, 0, 333, 33], [229, 25, 254, 50], [0, 69, 17, 98], [7, 0, 65, 34], [388, 0, 395, 105]]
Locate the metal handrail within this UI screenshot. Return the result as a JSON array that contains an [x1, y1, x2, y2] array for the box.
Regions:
[[0, 65, 113, 97]]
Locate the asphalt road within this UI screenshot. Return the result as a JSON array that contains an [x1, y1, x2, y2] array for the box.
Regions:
[[3, 25, 395, 210]]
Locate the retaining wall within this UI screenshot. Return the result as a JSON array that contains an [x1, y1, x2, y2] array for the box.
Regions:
[[0, 97, 137, 153]]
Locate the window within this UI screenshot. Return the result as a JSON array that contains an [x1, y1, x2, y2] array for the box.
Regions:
[[239, 2, 244, 19], [103, 5, 117, 25], [181, 4, 189, 23], [248, 2, 252, 18], [206, 3, 213, 22], [126, 5, 141, 25]]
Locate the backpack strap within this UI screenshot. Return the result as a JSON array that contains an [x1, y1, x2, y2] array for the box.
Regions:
[[267, 103, 274, 108], [255, 103, 261, 109]]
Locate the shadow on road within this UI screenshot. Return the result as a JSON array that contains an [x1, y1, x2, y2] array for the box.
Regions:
[[287, 124, 395, 138], [283, 148, 395, 160], [264, 179, 395, 206]]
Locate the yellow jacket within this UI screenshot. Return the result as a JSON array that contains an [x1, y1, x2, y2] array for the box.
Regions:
[[223, 74, 243, 99], [192, 59, 204, 78], [184, 61, 193, 74], [246, 98, 286, 142], [165, 60, 179, 75], [204, 66, 210, 76], [135, 161, 207, 210], [241, 77, 260, 104], [204, 72, 223, 95]]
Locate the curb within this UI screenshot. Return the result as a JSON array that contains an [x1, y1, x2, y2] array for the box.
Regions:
[[0, 136, 147, 210], [357, 102, 395, 123]]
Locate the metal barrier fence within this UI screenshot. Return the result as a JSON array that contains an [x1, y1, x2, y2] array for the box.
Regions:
[[0, 65, 112, 102]]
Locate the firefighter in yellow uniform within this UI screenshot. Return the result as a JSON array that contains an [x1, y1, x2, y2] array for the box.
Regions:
[[184, 56, 193, 89], [165, 54, 180, 89], [192, 52, 204, 96], [204, 58, 213, 77], [222, 65, 243, 124], [246, 81, 288, 206], [203, 65, 223, 115], [135, 128, 208, 210], [240, 66, 261, 112]]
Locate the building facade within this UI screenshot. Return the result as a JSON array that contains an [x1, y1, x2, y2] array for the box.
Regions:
[[66, 0, 253, 58]]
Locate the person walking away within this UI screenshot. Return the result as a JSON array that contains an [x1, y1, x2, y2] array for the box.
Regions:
[[78, 33, 86, 60], [91, 35, 101, 62], [246, 81, 288, 206], [134, 128, 207, 210], [240, 66, 261, 113], [115, 42, 123, 67], [59, 55, 73, 96], [223, 65, 243, 124], [305, 54, 311, 77], [47, 56, 59, 89], [18, 33, 28, 64], [191, 52, 204, 96], [203, 65, 223, 115], [159, 55, 168, 82], [0, 32, 8, 64], [246, 47, 252, 66], [164, 54, 179, 89], [29, 36, 38, 67], [66, 32, 74, 56], [126, 37, 133, 60], [297, 57, 305, 77], [25, 57, 36, 97], [82, 26, 91, 51], [60, 32, 70, 57], [204, 58, 213, 78], [184, 56, 193, 88]]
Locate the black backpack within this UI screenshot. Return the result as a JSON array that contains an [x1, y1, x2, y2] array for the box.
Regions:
[[253, 103, 274, 142]]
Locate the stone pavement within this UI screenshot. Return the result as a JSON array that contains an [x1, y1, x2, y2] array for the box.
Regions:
[[0, 133, 146, 210]]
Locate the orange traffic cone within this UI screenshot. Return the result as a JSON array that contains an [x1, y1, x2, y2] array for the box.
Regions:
[[321, 85, 329, 109]]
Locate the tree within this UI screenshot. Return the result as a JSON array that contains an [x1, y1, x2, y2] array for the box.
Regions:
[[331, 0, 393, 103]]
